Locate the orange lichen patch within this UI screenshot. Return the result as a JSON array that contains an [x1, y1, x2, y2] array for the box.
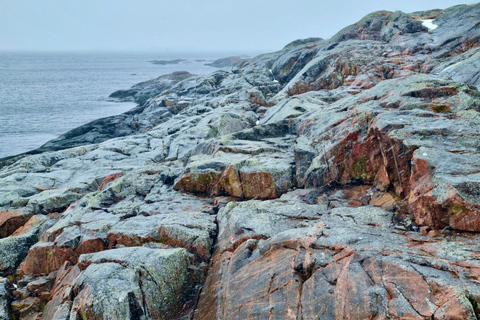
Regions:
[[97, 172, 122, 190], [240, 171, 277, 199], [374, 165, 390, 191], [383, 260, 434, 318], [211, 166, 244, 198], [174, 171, 221, 195], [175, 166, 282, 200], [449, 38, 480, 56], [340, 185, 370, 207], [347, 75, 376, 90], [74, 237, 106, 256], [409, 157, 480, 232], [327, 128, 415, 198], [427, 281, 476, 320], [107, 232, 157, 249], [449, 204, 480, 232], [22, 243, 75, 276], [456, 262, 480, 282], [333, 247, 355, 262], [370, 191, 405, 210]]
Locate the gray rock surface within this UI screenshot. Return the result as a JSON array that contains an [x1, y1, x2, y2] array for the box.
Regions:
[[205, 56, 246, 68], [0, 3, 479, 319], [0, 215, 54, 276], [0, 278, 12, 320], [41, 247, 195, 320]]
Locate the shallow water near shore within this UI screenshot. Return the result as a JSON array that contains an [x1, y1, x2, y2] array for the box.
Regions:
[[0, 51, 222, 158]]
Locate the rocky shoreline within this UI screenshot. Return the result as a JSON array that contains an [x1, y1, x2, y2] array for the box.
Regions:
[[1, 3, 480, 319]]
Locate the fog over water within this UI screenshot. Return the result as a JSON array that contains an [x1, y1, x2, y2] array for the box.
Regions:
[[0, 52, 220, 158], [0, 0, 474, 53]]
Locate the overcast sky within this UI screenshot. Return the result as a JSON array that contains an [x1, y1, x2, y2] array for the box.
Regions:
[[0, 1, 475, 54]]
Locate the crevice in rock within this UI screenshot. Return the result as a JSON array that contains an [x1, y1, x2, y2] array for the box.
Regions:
[[128, 290, 146, 319], [222, 234, 268, 255], [188, 203, 221, 320], [467, 291, 480, 318]]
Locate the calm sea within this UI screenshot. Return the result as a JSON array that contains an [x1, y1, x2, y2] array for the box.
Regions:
[[0, 51, 224, 158]]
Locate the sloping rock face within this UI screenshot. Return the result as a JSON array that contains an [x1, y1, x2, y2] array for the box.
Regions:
[[0, 3, 480, 319], [196, 193, 480, 319]]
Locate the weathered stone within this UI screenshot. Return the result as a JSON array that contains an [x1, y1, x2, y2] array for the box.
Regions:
[[107, 213, 215, 261], [0, 216, 54, 276], [0, 278, 13, 320], [174, 171, 222, 195], [196, 222, 480, 319], [42, 247, 196, 320], [0, 211, 32, 238], [0, 3, 479, 318], [239, 171, 277, 199], [97, 172, 122, 190], [211, 166, 244, 198], [21, 242, 67, 276]]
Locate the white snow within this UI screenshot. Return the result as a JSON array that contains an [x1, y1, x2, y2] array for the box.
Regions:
[[421, 19, 438, 30]]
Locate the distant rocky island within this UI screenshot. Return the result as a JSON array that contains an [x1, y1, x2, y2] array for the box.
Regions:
[[204, 56, 247, 68], [149, 58, 187, 65], [1, 3, 480, 319]]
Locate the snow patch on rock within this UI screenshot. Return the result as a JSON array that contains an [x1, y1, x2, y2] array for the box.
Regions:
[[421, 19, 438, 30]]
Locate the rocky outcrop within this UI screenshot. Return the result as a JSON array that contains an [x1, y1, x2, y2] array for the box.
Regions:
[[0, 3, 480, 319], [109, 70, 195, 104], [40, 247, 195, 319], [197, 192, 480, 319], [205, 56, 246, 68]]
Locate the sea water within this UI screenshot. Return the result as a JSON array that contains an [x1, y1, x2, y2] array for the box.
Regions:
[[0, 51, 224, 158]]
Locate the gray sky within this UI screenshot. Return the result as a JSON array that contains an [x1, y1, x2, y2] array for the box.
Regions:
[[0, 1, 475, 54]]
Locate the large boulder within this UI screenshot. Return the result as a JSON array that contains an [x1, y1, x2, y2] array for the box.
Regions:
[[42, 247, 196, 320]]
